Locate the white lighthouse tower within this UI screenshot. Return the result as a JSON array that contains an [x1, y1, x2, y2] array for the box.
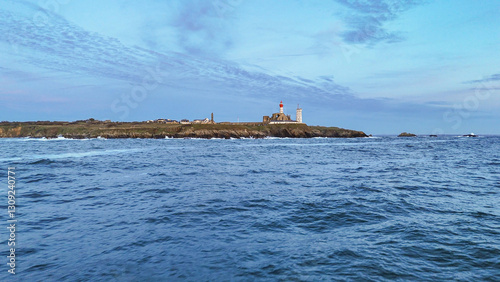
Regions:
[[296, 104, 303, 123], [279, 101, 284, 113]]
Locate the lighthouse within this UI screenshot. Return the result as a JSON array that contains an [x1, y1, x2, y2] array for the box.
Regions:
[[263, 100, 305, 124]]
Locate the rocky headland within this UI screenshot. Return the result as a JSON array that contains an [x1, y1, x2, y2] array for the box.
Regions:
[[0, 121, 367, 139]]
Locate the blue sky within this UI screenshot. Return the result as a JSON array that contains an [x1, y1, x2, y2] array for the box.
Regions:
[[0, 0, 499, 134]]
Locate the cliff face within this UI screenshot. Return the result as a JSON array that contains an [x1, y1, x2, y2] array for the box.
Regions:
[[0, 122, 367, 139], [0, 126, 22, 137]]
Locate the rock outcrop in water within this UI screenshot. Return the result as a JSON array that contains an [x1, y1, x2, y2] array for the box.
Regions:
[[398, 132, 417, 137], [0, 121, 367, 139]]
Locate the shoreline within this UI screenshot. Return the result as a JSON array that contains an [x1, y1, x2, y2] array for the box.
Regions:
[[0, 122, 368, 139]]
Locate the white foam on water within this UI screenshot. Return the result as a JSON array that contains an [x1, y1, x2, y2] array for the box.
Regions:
[[0, 157, 22, 162], [31, 148, 143, 160], [0, 148, 144, 163], [15, 137, 90, 141]]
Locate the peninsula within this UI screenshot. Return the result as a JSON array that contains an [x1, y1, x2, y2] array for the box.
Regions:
[[0, 121, 367, 139], [0, 102, 367, 139]]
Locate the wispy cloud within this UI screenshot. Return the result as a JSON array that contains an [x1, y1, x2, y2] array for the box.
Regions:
[[466, 73, 500, 84], [171, 0, 235, 56], [0, 0, 353, 105], [3, 0, 487, 131], [334, 0, 425, 45]]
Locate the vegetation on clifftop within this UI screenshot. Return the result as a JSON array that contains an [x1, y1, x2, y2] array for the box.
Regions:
[[0, 121, 368, 139]]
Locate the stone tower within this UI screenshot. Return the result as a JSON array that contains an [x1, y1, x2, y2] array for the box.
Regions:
[[296, 105, 302, 123]]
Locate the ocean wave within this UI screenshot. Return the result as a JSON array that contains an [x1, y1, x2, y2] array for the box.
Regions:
[[0, 148, 144, 163], [0, 137, 105, 142], [22, 136, 89, 141], [1, 136, 499, 281], [31, 149, 142, 160]]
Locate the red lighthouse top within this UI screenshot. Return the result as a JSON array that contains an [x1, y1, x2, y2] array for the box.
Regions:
[[280, 101, 283, 108]]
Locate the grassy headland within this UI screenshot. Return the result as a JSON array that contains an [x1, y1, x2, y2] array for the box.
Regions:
[[0, 121, 367, 139]]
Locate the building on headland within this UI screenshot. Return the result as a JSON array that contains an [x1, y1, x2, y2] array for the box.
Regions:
[[191, 113, 215, 124], [296, 105, 302, 123], [192, 118, 211, 124], [145, 105, 305, 125], [146, 113, 215, 125], [147, 119, 179, 124], [263, 101, 304, 124]]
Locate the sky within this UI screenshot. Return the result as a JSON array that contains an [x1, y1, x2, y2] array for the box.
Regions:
[[0, 0, 499, 134]]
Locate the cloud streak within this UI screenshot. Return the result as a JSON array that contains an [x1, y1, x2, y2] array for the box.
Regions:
[[334, 0, 425, 45], [171, 0, 235, 56], [466, 73, 500, 84], [0, 0, 354, 107], [4, 0, 492, 134]]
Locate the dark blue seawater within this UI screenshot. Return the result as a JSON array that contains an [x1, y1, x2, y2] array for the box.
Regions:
[[0, 136, 499, 281]]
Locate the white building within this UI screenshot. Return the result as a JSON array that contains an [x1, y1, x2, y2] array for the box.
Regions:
[[264, 101, 304, 124], [296, 105, 303, 123]]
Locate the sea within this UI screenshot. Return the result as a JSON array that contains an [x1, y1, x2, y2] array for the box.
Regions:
[[0, 136, 499, 281]]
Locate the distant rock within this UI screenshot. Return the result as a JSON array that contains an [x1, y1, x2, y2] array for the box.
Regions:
[[398, 132, 417, 137]]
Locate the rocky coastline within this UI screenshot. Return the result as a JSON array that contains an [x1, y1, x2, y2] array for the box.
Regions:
[[0, 121, 367, 139]]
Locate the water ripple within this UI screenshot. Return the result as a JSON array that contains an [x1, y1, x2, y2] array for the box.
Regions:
[[0, 136, 498, 280]]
